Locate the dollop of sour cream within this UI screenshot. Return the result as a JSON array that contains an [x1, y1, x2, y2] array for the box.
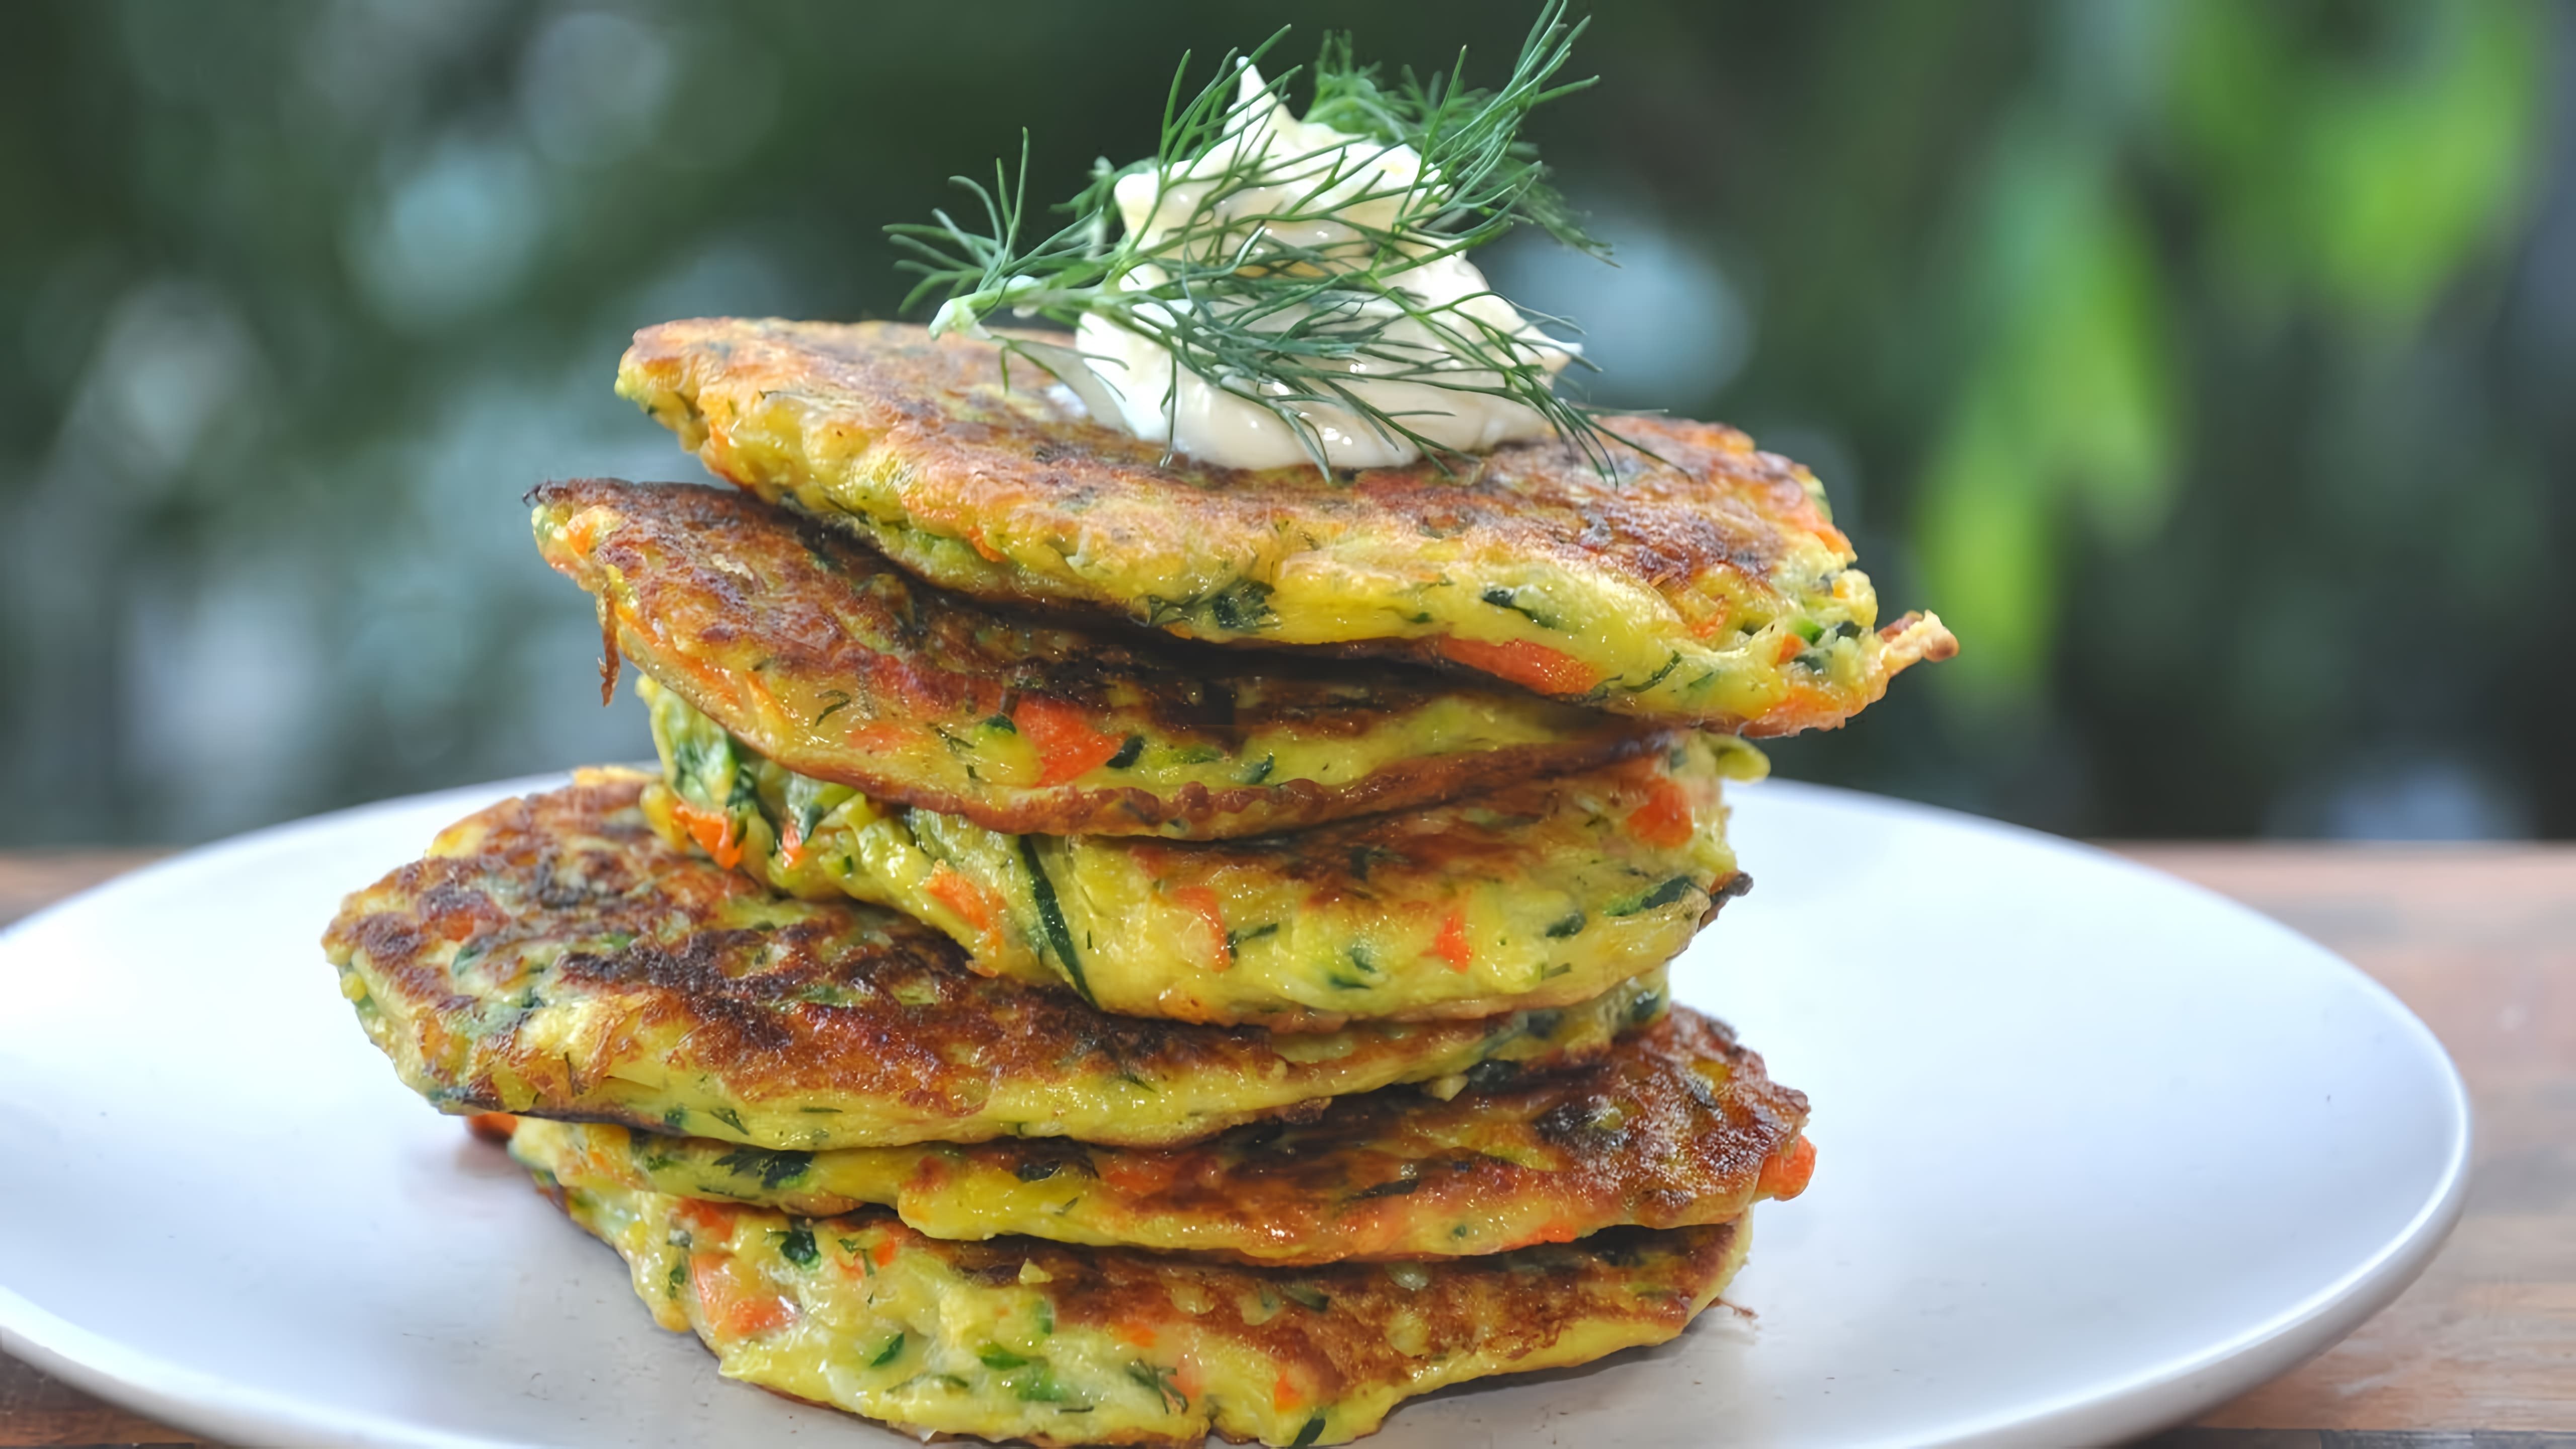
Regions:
[[1071, 66, 1574, 471]]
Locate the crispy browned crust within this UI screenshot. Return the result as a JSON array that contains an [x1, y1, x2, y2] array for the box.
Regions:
[[323, 771, 1666, 1151], [964, 1009, 1806, 1261], [617, 318, 1954, 730], [532, 479, 1659, 837], [525, 1007, 1807, 1264]]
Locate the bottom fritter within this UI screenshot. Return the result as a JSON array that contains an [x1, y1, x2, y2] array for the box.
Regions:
[[535, 1173, 1749, 1448]]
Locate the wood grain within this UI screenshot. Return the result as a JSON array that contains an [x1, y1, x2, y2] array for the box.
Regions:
[[0, 852, 164, 933], [2117, 846, 2576, 1437], [0, 844, 2568, 1446]]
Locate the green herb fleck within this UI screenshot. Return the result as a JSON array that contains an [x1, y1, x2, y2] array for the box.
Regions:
[[1616, 650, 1683, 695], [1607, 876, 1697, 916], [1628, 986, 1665, 1025], [1480, 584, 1560, 630], [1205, 579, 1276, 633], [1127, 1360, 1188, 1412], [774, 1223, 819, 1268], [714, 1146, 815, 1189], [1327, 945, 1383, 990], [1020, 837, 1093, 1003], [1009, 1362, 1073, 1403], [1225, 922, 1279, 956]]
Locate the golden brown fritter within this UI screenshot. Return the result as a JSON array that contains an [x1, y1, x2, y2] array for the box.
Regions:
[[532, 479, 1660, 838], [533, 1167, 1748, 1446], [507, 1006, 1811, 1265], [646, 679, 1760, 1029], [323, 770, 1669, 1151], [617, 318, 1954, 730]]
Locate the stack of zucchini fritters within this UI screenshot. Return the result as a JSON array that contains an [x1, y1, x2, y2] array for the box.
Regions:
[[324, 320, 1950, 1446]]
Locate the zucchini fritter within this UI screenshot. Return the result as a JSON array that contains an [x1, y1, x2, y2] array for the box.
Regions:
[[646, 679, 1760, 1028], [324, 771, 1667, 1151], [618, 319, 1955, 729], [507, 1007, 1811, 1265], [526, 1167, 1748, 1447], [534, 480, 1661, 838]]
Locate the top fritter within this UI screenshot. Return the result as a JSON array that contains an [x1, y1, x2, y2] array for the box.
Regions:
[[620, 319, 1955, 730]]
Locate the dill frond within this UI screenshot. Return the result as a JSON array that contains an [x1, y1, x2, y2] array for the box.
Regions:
[[889, 4, 1636, 474]]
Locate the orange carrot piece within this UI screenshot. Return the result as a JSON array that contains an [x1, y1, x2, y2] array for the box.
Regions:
[[1430, 908, 1473, 972], [672, 1197, 734, 1241], [1169, 886, 1231, 970], [463, 1112, 518, 1145], [558, 505, 614, 556], [1014, 696, 1129, 786], [691, 1254, 796, 1338], [1100, 1154, 1184, 1197], [1436, 636, 1601, 696], [1624, 778, 1696, 849], [1757, 1136, 1818, 1200], [844, 723, 914, 753], [923, 866, 1001, 941], [670, 800, 744, 870]]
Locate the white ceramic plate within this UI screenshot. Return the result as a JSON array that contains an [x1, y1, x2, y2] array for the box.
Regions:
[[0, 777, 2468, 1449]]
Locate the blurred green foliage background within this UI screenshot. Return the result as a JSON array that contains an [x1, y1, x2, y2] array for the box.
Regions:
[[2, 0, 2566, 846]]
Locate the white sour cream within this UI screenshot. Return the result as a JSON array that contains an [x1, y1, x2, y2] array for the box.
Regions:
[[1070, 66, 1574, 471]]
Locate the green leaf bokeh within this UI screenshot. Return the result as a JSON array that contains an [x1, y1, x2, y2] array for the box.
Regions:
[[0, 0, 2563, 842]]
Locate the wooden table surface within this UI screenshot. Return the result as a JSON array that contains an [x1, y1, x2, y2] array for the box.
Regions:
[[2, 844, 2568, 1449]]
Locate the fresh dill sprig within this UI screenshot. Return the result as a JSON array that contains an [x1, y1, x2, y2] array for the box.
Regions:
[[888, 4, 1635, 474]]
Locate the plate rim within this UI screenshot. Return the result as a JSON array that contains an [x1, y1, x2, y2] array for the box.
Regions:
[[0, 776, 2475, 1449]]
